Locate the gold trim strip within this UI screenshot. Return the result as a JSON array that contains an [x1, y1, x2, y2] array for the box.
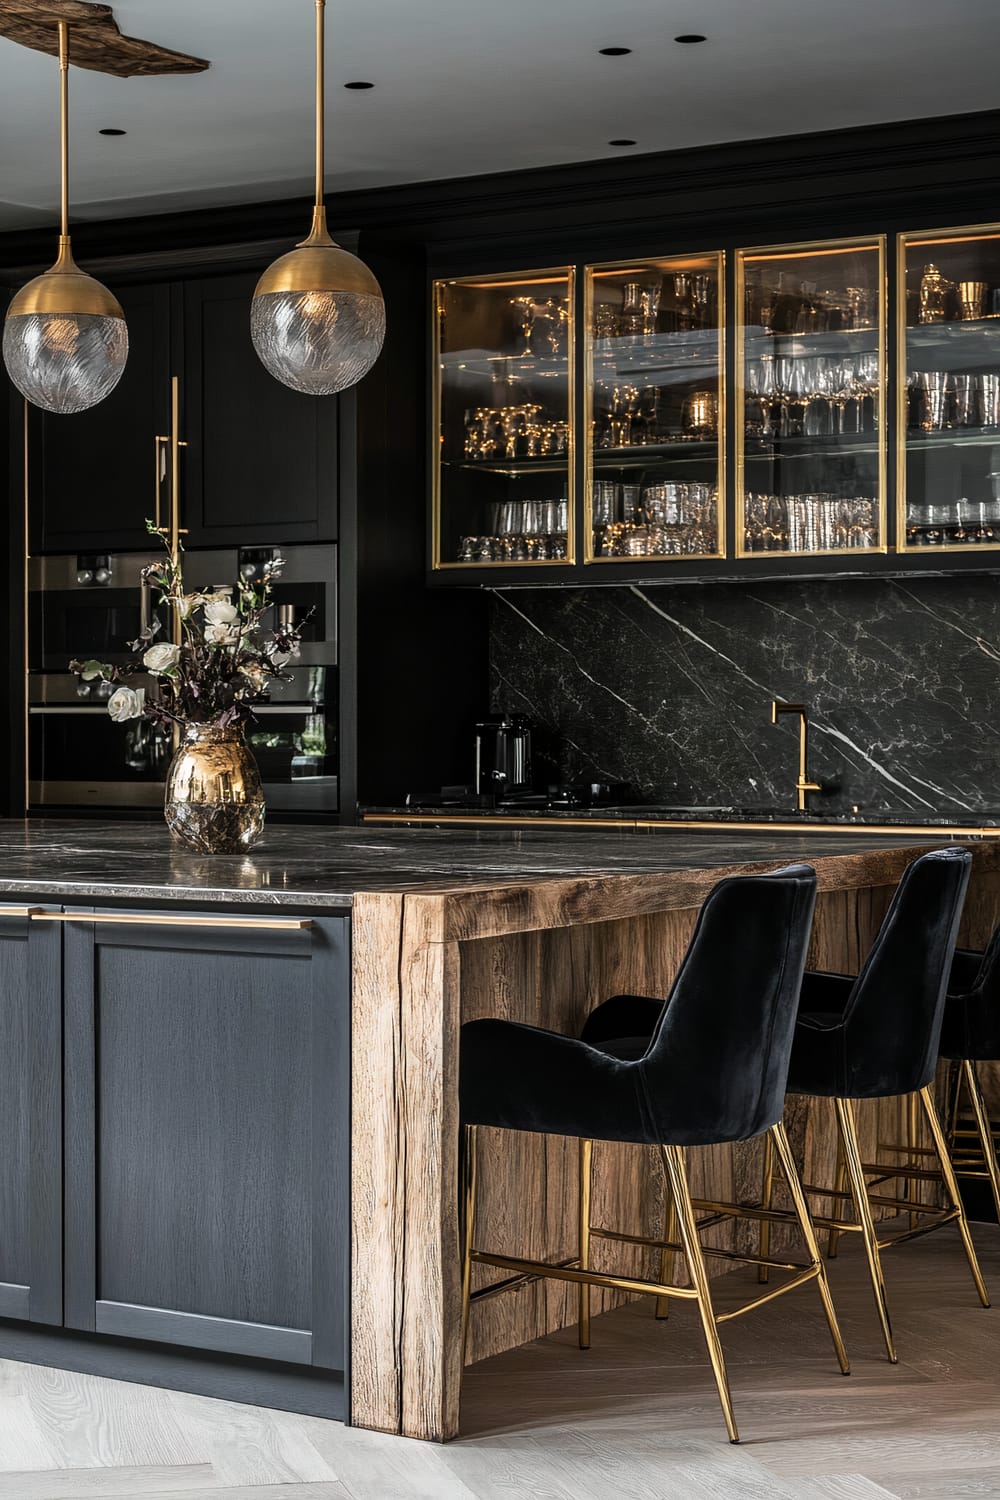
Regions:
[[360, 811, 998, 838], [29, 911, 312, 931]]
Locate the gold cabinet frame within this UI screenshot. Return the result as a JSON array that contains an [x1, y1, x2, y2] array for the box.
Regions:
[[735, 234, 888, 559], [583, 251, 726, 565], [897, 221, 1000, 554], [431, 266, 576, 571]]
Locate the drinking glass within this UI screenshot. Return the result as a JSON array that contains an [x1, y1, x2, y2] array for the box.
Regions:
[[915, 370, 949, 431], [953, 374, 978, 428]]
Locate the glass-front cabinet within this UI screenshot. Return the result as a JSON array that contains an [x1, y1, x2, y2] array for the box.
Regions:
[[899, 225, 1000, 552], [430, 223, 1000, 581], [585, 253, 724, 562], [432, 268, 574, 569], [736, 237, 886, 557]]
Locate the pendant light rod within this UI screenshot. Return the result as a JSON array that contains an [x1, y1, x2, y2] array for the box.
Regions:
[[314, 0, 325, 211], [58, 20, 70, 244]]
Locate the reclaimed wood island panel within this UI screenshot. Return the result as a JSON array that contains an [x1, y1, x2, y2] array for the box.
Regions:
[[0, 822, 996, 1446]]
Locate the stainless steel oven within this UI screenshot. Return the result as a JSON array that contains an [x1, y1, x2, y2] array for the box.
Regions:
[[28, 546, 338, 814]]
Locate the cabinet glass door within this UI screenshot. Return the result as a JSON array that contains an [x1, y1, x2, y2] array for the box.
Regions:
[[585, 253, 723, 563], [899, 225, 1000, 552], [433, 269, 574, 569], [736, 237, 886, 557]]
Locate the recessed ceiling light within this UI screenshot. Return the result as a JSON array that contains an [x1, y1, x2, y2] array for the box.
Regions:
[[608, 139, 637, 147], [98, 127, 126, 136], [344, 80, 374, 89], [674, 34, 706, 43], [599, 46, 632, 55]]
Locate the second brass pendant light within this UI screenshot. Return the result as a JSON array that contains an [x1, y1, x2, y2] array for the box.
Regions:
[[3, 21, 128, 415], [251, 0, 385, 395]]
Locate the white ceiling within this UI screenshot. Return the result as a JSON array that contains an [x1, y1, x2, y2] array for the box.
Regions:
[[0, 0, 998, 233]]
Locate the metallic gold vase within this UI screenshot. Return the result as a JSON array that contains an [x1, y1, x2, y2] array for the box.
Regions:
[[164, 723, 265, 853]]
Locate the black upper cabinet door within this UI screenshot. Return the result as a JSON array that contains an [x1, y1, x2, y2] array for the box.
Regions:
[[181, 273, 338, 547], [28, 283, 171, 556]]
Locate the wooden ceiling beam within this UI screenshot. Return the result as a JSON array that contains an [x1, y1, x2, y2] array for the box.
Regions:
[[0, 1, 209, 77]]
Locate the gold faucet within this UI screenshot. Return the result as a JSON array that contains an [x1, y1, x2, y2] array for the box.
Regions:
[[771, 701, 822, 812]]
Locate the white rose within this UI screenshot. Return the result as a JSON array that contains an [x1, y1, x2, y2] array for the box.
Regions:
[[108, 686, 145, 723], [204, 598, 238, 626], [143, 642, 180, 675], [204, 622, 240, 646]]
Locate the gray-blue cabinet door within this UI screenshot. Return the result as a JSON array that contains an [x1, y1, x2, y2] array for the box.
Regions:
[[62, 910, 350, 1373], [0, 905, 62, 1325]]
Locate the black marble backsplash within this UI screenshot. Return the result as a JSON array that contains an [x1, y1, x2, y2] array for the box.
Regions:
[[488, 578, 1000, 816]]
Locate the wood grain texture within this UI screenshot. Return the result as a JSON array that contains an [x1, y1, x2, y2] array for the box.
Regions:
[[0, 2, 209, 77], [350, 846, 1000, 1442]]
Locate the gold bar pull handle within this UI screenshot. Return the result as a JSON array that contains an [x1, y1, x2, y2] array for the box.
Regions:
[[153, 434, 169, 531], [0, 906, 45, 920], [29, 911, 313, 932]]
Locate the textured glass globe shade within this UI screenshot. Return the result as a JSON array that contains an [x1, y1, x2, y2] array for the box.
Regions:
[[251, 239, 385, 396], [3, 261, 127, 415]]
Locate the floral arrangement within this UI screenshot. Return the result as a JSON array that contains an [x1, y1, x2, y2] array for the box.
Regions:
[[71, 521, 305, 731]]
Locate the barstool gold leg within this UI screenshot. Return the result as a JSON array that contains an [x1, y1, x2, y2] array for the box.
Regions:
[[655, 1186, 678, 1319], [758, 1129, 775, 1285], [660, 1144, 739, 1444], [460, 1124, 478, 1363], [828, 1126, 849, 1259], [579, 1138, 593, 1349], [835, 1097, 897, 1363], [906, 1091, 921, 1230], [947, 1059, 963, 1151], [963, 1060, 1000, 1227], [920, 1084, 991, 1309], [770, 1123, 851, 1376]]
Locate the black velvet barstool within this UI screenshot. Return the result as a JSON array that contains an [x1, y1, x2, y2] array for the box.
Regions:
[[459, 864, 850, 1445], [759, 846, 989, 1365], [935, 926, 1000, 1224]]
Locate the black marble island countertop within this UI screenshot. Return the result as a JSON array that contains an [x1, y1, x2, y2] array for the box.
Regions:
[[0, 818, 976, 910]]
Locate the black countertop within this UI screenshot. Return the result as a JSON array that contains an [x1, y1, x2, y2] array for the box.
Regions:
[[0, 818, 960, 910]]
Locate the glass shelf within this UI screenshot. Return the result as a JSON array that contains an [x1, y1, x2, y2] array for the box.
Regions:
[[899, 224, 1000, 552], [584, 253, 724, 563], [433, 268, 575, 569], [736, 236, 887, 558]]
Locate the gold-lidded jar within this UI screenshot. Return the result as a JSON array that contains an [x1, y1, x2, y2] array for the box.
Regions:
[[164, 723, 265, 853]]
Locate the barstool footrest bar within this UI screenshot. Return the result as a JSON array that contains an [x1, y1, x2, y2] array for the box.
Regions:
[[470, 1250, 699, 1303], [715, 1264, 822, 1323], [469, 1255, 580, 1305]]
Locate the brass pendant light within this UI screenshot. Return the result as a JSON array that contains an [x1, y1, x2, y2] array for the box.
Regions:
[[251, 0, 385, 395], [3, 21, 128, 414]]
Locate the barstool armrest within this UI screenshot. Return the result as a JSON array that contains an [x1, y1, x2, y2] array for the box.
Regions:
[[581, 994, 664, 1046], [949, 948, 986, 997], [799, 970, 855, 1017]]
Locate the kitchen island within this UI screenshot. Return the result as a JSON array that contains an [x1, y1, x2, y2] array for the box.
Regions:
[[0, 820, 997, 1443]]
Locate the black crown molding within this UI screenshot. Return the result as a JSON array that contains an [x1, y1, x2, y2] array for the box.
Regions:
[[2, 106, 1000, 280]]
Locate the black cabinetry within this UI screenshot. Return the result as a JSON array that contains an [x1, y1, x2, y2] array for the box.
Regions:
[[27, 283, 171, 555], [181, 272, 337, 547], [25, 272, 337, 555], [0, 906, 61, 1326], [0, 901, 350, 1410]]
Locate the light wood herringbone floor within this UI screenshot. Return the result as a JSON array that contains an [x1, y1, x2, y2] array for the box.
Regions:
[[0, 1226, 997, 1499]]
